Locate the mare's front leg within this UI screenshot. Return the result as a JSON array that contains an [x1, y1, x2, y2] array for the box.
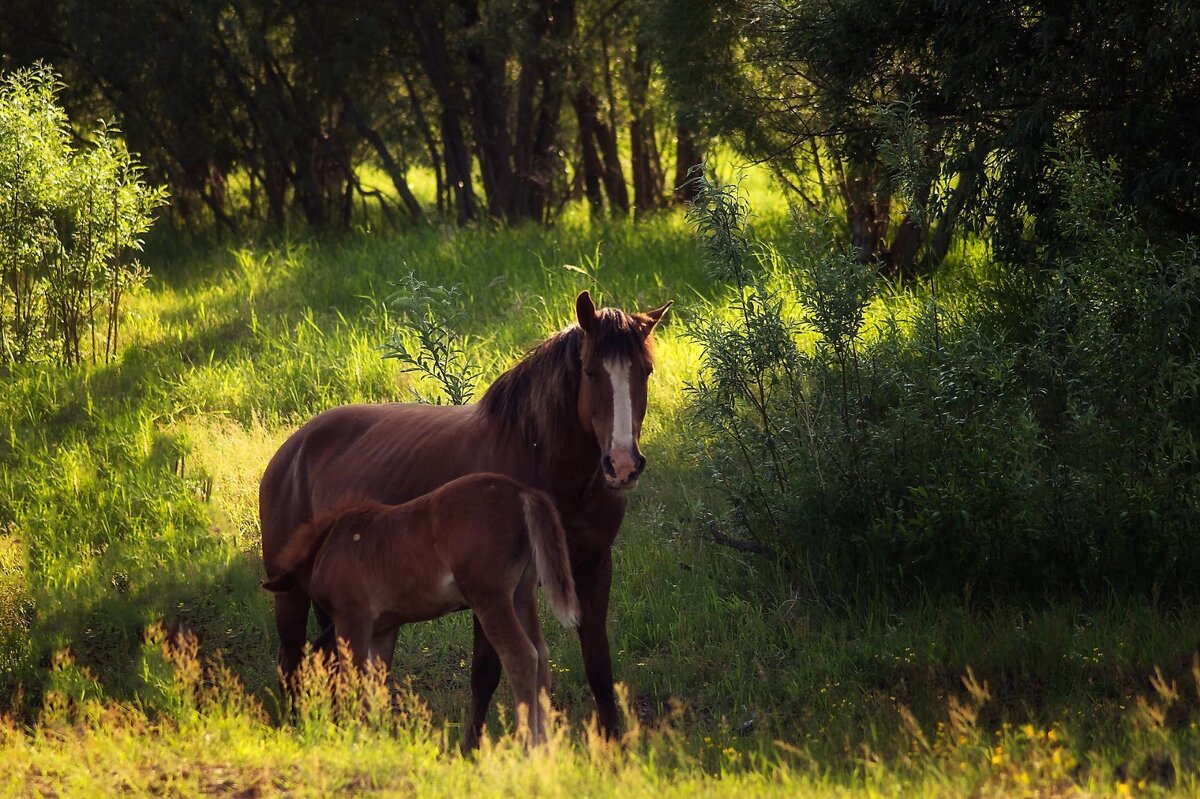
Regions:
[[569, 489, 624, 740], [575, 549, 619, 738], [463, 614, 502, 752]]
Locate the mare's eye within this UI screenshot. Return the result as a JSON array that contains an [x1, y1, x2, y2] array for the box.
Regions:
[[584, 368, 600, 378]]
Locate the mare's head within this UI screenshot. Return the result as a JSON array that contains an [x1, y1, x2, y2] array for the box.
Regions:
[[574, 290, 671, 490]]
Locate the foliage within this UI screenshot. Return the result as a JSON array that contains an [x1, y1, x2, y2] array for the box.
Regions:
[[686, 156, 1200, 596], [0, 0, 702, 229], [684, 176, 802, 545], [654, 0, 1200, 268], [382, 272, 482, 405], [0, 65, 167, 366]]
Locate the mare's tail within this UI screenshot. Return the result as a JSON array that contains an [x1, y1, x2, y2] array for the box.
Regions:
[[520, 490, 580, 627], [261, 516, 335, 593]]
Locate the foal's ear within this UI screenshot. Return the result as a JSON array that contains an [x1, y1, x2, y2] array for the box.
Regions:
[[642, 300, 673, 333], [575, 290, 598, 333]]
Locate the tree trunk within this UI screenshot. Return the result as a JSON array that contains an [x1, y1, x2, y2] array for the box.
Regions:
[[628, 43, 664, 216], [462, 0, 575, 223], [345, 96, 424, 224], [672, 117, 704, 204], [572, 83, 627, 214], [881, 172, 932, 279], [400, 64, 445, 218], [411, 4, 478, 225], [458, 0, 517, 220], [573, 88, 605, 213], [929, 164, 982, 264], [837, 158, 889, 264]]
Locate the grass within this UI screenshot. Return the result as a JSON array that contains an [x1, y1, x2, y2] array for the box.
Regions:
[[2, 197, 1200, 795]]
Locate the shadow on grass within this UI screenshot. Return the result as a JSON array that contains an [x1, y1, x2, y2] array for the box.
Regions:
[[5, 550, 276, 719]]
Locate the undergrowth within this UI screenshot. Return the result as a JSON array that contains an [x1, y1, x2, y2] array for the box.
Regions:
[[685, 153, 1200, 597], [6, 628, 1199, 796]]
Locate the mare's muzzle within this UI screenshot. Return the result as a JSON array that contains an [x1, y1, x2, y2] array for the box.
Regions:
[[602, 450, 646, 489]]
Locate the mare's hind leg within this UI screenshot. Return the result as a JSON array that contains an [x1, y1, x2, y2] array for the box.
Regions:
[[274, 588, 311, 679], [464, 614, 503, 752], [474, 599, 541, 744]]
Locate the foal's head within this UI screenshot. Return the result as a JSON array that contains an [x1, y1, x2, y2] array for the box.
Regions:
[[574, 291, 671, 490]]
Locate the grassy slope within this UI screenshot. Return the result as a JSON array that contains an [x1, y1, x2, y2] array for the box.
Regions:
[[1, 189, 1199, 795]]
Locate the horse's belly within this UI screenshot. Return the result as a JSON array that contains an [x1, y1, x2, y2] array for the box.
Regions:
[[375, 570, 467, 627]]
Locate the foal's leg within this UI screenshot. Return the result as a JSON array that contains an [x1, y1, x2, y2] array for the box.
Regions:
[[333, 613, 376, 669], [514, 573, 552, 735], [313, 603, 336, 657], [463, 614, 503, 752], [371, 626, 400, 672], [474, 599, 541, 744]]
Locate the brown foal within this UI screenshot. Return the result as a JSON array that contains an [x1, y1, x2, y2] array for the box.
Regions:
[[261, 472, 579, 741]]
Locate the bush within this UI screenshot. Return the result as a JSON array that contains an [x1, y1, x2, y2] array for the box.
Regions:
[[686, 154, 1200, 598], [0, 65, 166, 366], [381, 271, 482, 405]]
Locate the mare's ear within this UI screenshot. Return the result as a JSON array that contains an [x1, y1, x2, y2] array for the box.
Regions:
[[642, 300, 673, 332], [576, 290, 598, 333], [261, 574, 294, 593]]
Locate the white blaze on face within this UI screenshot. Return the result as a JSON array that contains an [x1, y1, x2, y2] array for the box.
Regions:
[[604, 357, 636, 477]]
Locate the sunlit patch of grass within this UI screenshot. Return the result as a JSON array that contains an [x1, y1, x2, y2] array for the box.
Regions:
[[181, 416, 284, 552]]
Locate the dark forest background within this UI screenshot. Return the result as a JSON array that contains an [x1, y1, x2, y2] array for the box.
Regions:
[[3, 1, 1196, 274]]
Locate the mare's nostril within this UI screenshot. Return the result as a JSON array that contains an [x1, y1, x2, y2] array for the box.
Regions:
[[602, 454, 616, 477], [634, 454, 647, 475]]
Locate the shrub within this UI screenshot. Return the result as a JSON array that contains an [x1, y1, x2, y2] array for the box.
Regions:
[[686, 153, 1200, 598], [0, 65, 167, 366], [381, 271, 482, 405]]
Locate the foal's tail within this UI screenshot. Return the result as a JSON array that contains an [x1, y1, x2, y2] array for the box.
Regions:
[[520, 490, 580, 628], [261, 516, 336, 593]]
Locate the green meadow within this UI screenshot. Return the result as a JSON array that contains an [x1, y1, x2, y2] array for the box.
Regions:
[[2, 193, 1200, 796]]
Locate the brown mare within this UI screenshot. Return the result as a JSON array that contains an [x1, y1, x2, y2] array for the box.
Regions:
[[261, 473, 579, 742], [259, 290, 670, 747]]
